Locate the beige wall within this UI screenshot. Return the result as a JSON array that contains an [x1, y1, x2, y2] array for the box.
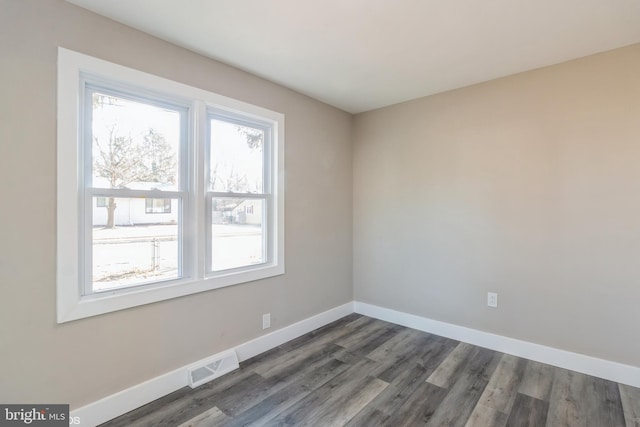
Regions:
[[0, 1, 352, 407], [354, 44, 640, 367]]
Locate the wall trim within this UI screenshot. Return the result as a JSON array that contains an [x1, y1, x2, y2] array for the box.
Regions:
[[354, 301, 640, 388], [71, 300, 640, 426], [233, 302, 355, 361], [70, 302, 354, 426]]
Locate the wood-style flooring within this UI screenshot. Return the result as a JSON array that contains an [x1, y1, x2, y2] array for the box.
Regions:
[[100, 314, 640, 426]]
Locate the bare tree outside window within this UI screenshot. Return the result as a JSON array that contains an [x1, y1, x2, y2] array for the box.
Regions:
[[92, 94, 178, 228], [209, 123, 264, 218], [89, 92, 182, 289]]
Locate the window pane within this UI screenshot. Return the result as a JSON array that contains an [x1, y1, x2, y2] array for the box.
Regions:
[[210, 119, 263, 193], [91, 92, 181, 190], [211, 198, 265, 271], [92, 197, 179, 291]]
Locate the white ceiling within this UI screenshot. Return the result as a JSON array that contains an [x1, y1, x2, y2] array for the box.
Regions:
[[66, 0, 640, 113]]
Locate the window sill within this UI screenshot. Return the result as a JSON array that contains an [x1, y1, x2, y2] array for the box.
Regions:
[[57, 264, 284, 323]]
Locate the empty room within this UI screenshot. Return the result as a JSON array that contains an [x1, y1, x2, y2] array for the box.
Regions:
[[2, 0, 640, 426]]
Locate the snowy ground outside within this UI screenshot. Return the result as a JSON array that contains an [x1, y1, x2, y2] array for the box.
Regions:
[[92, 224, 263, 291]]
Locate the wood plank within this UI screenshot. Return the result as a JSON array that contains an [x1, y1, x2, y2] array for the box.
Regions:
[[545, 369, 625, 427], [240, 315, 367, 372], [367, 331, 448, 385], [545, 369, 587, 427], [97, 386, 194, 427], [546, 368, 586, 427], [253, 340, 341, 379], [177, 407, 229, 427], [334, 317, 393, 348], [587, 377, 626, 427], [366, 337, 457, 417], [383, 381, 449, 427], [426, 347, 501, 427], [347, 332, 461, 425], [474, 354, 527, 414], [100, 368, 259, 427], [505, 393, 549, 426], [266, 359, 388, 426], [315, 376, 388, 426], [425, 342, 475, 388], [369, 364, 431, 416], [221, 358, 351, 427], [246, 315, 371, 376], [275, 313, 368, 354], [518, 360, 555, 401], [467, 353, 527, 426], [416, 335, 459, 373], [366, 327, 430, 362], [156, 372, 266, 426], [214, 345, 346, 417], [619, 384, 640, 427], [333, 323, 405, 364], [464, 403, 508, 427], [340, 322, 405, 353], [344, 407, 392, 427], [99, 316, 637, 427]]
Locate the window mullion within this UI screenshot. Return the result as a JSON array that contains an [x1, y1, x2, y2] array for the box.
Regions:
[[194, 100, 207, 280]]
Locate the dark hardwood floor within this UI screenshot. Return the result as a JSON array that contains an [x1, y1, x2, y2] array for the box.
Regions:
[[100, 314, 640, 426]]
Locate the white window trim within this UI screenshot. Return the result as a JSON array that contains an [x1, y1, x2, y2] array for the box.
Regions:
[[57, 47, 285, 323], [80, 83, 192, 297], [205, 110, 274, 275]]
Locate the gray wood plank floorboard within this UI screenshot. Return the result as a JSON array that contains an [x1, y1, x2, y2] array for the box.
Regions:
[[474, 354, 527, 415], [383, 381, 449, 427], [620, 383, 640, 427], [465, 353, 527, 427], [505, 393, 549, 426], [177, 407, 229, 427], [425, 346, 501, 427], [545, 368, 627, 427], [221, 358, 350, 427], [100, 315, 637, 427], [518, 360, 555, 401], [425, 341, 475, 388]]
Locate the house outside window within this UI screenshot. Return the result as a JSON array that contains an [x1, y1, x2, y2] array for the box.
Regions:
[[57, 48, 284, 322], [145, 198, 172, 214]]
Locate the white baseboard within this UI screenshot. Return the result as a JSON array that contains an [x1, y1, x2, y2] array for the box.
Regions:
[[354, 301, 640, 388], [71, 365, 187, 427], [235, 302, 354, 361], [70, 302, 354, 427], [71, 300, 640, 426]]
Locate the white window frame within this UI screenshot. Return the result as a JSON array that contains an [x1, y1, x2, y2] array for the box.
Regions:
[[206, 110, 273, 274], [81, 82, 191, 297], [57, 48, 285, 323]]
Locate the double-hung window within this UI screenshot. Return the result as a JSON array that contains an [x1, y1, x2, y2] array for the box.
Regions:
[[57, 48, 284, 322], [207, 112, 271, 272], [85, 84, 188, 293]]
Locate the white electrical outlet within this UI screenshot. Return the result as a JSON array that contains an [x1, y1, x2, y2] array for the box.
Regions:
[[262, 313, 271, 329], [487, 292, 498, 308]]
